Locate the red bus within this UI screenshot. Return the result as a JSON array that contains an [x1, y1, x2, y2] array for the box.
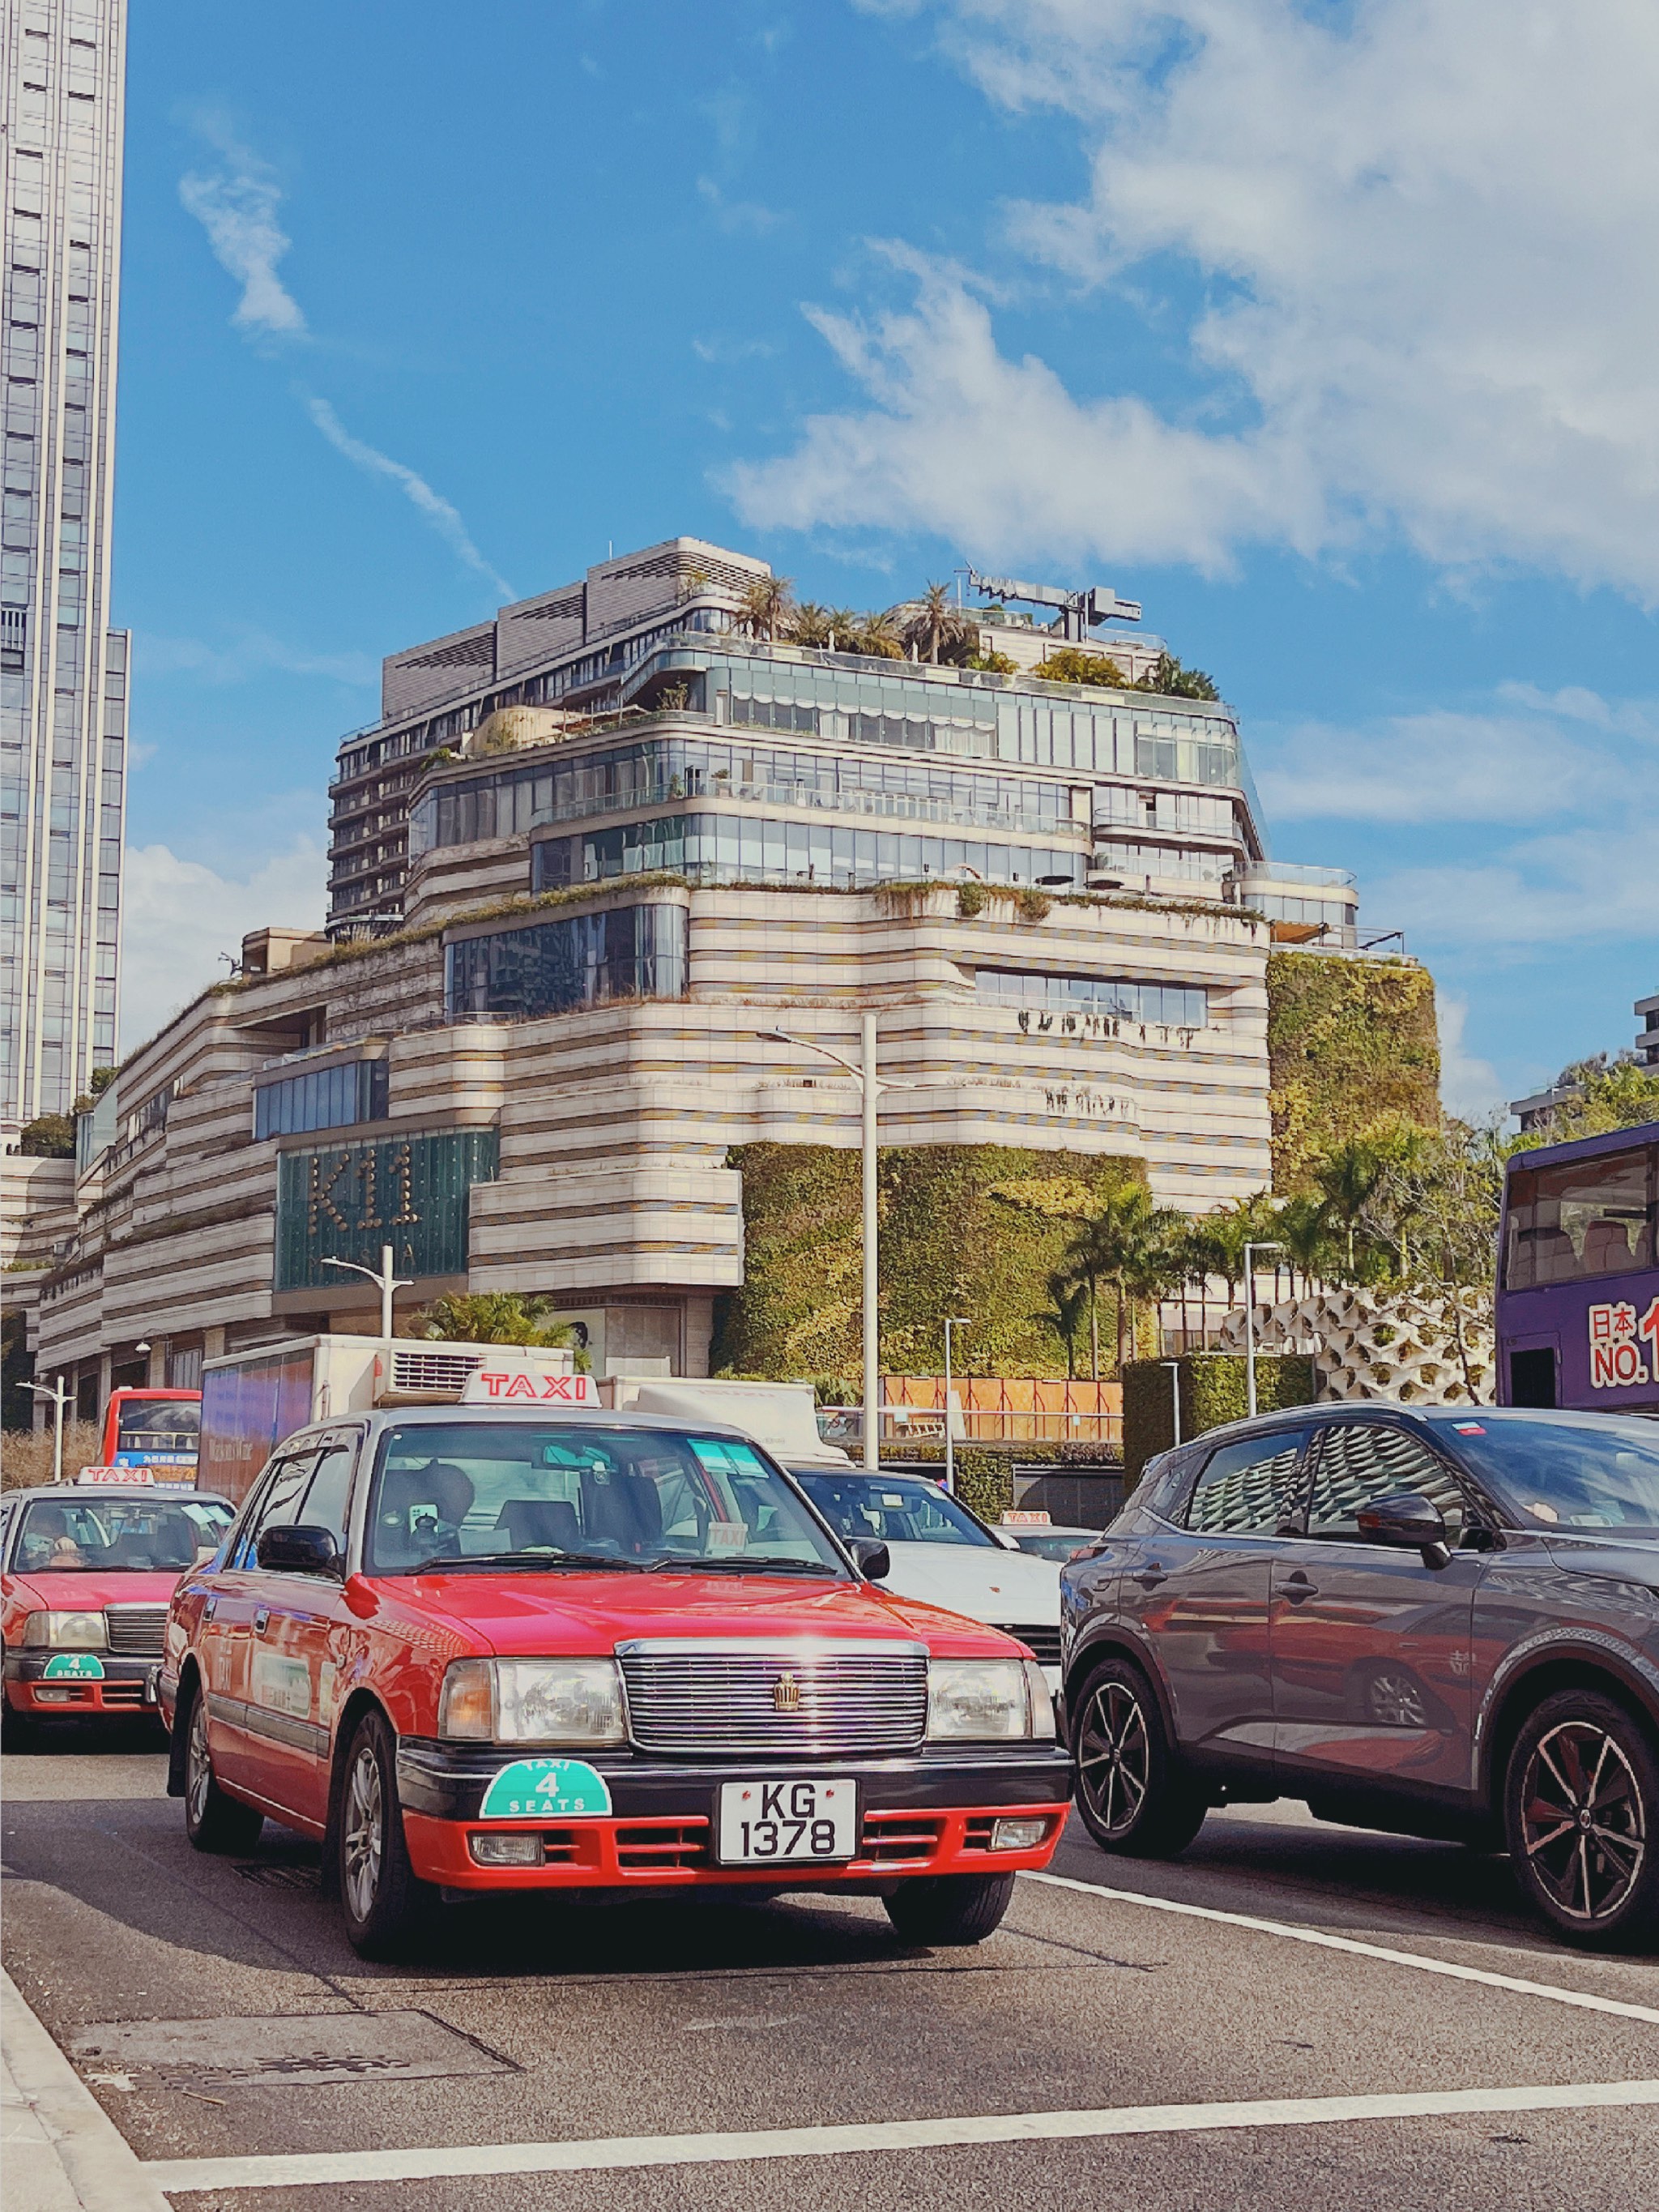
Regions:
[[100, 1388, 202, 1474]]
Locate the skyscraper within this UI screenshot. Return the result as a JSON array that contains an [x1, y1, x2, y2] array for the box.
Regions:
[[2, 0, 127, 1124]]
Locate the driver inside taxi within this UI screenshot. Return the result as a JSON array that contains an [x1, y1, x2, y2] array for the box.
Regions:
[[376, 1461, 476, 1568], [22, 1509, 88, 1570]]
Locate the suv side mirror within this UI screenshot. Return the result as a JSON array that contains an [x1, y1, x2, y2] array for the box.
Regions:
[[1356, 1492, 1450, 1568], [257, 1524, 343, 1578], [848, 1537, 891, 1582]]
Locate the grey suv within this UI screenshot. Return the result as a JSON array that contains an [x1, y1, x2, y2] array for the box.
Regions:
[[1060, 1406, 1659, 1949]]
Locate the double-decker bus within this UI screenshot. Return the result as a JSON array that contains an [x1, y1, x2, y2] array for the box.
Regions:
[[1497, 1120, 1659, 1414], [97, 1387, 202, 1473]]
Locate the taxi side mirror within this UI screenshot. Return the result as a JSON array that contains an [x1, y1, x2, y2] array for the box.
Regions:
[[257, 1524, 343, 1578], [848, 1537, 890, 1582]]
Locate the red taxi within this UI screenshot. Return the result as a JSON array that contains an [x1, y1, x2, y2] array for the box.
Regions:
[[160, 1407, 1071, 1956], [2, 1475, 233, 1745]]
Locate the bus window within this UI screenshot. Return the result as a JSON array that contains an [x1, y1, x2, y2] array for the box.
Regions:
[[1503, 1144, 1656, 1289]]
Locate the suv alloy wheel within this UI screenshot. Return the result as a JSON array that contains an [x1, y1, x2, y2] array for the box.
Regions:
[[337, 1708, 433, 1958], [1070, 1657, 1208, 1859], [1504, 1689, 1659, 1950]]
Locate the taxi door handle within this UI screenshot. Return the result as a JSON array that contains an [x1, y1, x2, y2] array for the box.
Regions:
[[254, 1609, 271, 1636]]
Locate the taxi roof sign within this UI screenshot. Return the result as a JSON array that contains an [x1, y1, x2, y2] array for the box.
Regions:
[[78, 1466, 152, 1484], [459, 1369, 601, 1407], [1000, 1509, 1051, 1525]]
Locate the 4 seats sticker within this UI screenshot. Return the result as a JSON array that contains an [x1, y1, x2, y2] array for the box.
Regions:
[[42, 1654, 104, 1680], [480, 1758, 613, 1819]]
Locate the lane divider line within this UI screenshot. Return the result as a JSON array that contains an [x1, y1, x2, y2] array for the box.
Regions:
[[1021, 1869, 1659, 2026], [139, 2081, 1659, 2192]]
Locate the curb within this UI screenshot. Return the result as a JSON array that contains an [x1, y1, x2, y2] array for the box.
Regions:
[[0, 1968, 174, 2212]]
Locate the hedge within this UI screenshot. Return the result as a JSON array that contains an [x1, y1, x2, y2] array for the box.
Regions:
[[1121, 1352, 1317, 1483], [1266, 952, 1439, 1194], [711, 1142, 1145, 1387], [881, 1440, 1124, 1524]]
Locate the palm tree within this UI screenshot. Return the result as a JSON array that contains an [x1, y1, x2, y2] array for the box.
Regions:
[[1274, 1193, 1337, 1290], [788, 600, 834, 647], [1030, 1271, 1090, 1380], [736, 575, 793, 642], [903, 583, 966, 666], [849, 610, 904, 660], [407, 1292, 581, 1353], [1062, 1183, 1187, 1375], [824, 607, 859, 652], [1315, 1138, 1391, 1280]]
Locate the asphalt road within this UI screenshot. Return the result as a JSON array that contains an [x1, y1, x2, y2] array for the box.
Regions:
[[3, 1719, 1657, 2211]]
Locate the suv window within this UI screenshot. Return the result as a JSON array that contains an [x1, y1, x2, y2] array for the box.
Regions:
[[1185, 1430, 1308, 1536], [1304, 1424, 1467, 1541]]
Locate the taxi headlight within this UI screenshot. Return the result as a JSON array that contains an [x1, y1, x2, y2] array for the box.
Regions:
[[439, 1658, 626, 1746], [926, 1659, 1032, 1741], [22, 1611, 107, 1651]]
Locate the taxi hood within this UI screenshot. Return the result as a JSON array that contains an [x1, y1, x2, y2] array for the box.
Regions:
[[3, 1568, 194, 1616], [377, 1567, 1019, 1659], [875, 1540, 1062, 1629]]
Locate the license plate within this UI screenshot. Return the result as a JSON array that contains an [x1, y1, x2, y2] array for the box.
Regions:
[[716, 1776, 857, 1865]]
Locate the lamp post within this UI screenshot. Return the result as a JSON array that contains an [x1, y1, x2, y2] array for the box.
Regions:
[[322, 1244, 412, 1341], [1242, 1241, 1283, 1419], [943, 1315, 971, 1495], [760, 1014, 897, 1470], [1161, 1357, 1183, 1446], [24, 1377, 72, 1484]]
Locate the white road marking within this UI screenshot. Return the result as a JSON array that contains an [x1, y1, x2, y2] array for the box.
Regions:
[[141, 2081, 1659, 2193], [1023, 1869, 1659, 2026]]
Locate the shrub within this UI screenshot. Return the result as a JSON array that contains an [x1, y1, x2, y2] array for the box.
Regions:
[[1121, 1352, 1316, 1482]]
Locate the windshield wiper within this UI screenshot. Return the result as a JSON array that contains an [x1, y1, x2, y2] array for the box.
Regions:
[[647, 1553, 841, 1576], [409, 1548, 646, 1574]]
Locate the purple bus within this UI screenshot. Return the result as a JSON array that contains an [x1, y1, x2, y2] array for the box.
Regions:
[[1497, 1119, 1659, 1414]]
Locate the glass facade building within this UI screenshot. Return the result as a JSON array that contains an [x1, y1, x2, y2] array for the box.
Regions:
[[254, 1057, 390, 1142], [2, 0, 128, 1120], [529, 813, 1086, 893], [446, 902, 688, 1023], [975, 967, 1210, 1033]]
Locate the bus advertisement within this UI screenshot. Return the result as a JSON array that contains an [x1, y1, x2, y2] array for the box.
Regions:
[[1497, 1120, 1659, 1416]]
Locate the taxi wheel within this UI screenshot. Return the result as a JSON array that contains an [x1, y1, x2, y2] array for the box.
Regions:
[[884, 1873, 1015, 1946], [1071, 1657, 1208, 1860], [337, 1710, 433, 1958], [181, 1680, 263, 1854]]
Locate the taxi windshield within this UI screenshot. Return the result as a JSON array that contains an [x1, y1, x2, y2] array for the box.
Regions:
[[788, 1471, 997, 1548], [14, 1496, 232, 1574], [364, 1423, 848, 1576]]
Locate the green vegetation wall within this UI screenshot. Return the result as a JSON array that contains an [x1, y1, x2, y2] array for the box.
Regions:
[[1266, 953, 1439, 1194], [1122, 1353, 1317, 1484], [712, 1143, 1145, 1388]]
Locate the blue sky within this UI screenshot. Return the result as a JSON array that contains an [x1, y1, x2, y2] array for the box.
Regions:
[[116, 0, 1659, 1110]]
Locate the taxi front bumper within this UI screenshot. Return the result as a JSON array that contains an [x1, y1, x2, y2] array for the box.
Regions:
[[396, 1739, 1073, 1892], [3, 1650, 162, 1715]]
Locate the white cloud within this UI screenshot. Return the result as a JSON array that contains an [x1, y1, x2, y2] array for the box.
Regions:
[[1257, 707, 1631, 827], [303, 398, 514, 603], [696, 177, 787, 236], [743, 1, 1659, 598], [1435, 989, 1504, 1121], [119, 839, 328, 1053], [178, 117, 305, 336], [1372, 824, 1659, 951]]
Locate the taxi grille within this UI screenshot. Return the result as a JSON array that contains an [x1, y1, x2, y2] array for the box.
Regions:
[[992, 1623, 1061, 1668], [104, 1605, 168, 1658], [618, 1643, 928, 1758]]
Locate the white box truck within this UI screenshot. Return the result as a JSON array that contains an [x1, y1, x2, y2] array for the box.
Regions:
[[199, 1336, 584, 1504]]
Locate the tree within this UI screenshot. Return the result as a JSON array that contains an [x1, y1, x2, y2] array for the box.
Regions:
[[788, 600, 834, 647], [966, 647, 1017, 674], [1030, 1271, 1090, 1380], [1062, 1183, 1187, 1375], [1313, 1136, 1395, 1280], [17, 1114, 75, 1159], [736, 575, 793, 642], [1533, 1056, 1659, 1141], [406, 1292, 584, 1361], [903, 583, 970, 667], [1135, 651, 1219, 701], [848, 610, 904, 660], [1033, 646, 1128, 689]]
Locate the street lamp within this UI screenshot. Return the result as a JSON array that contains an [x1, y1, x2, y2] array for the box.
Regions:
[[1242, 1241, 1283, 1419], [23, 1377, 72, 1484], [1161, 1357, 1183, 1446], [322, 1244, 412, 1340], [759, 1014, 891, 1470], [943, 1316, 971, 1496]]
